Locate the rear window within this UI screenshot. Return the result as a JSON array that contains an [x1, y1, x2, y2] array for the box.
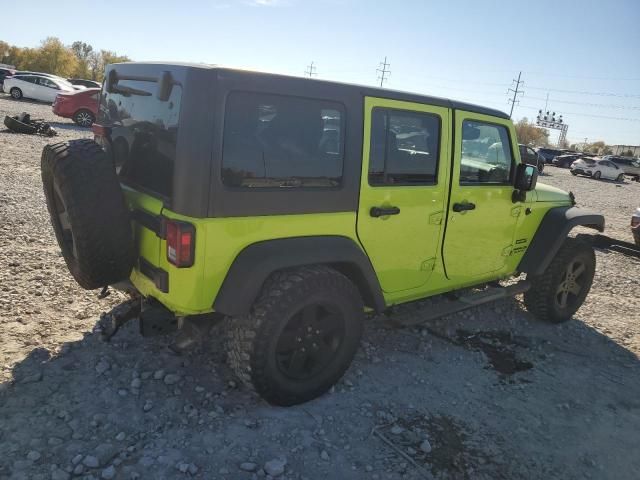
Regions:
[[221, 92, 344, 188], [98, 79, 182, 198]]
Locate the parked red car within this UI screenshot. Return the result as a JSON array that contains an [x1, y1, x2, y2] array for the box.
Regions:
[[52, 88, 100, 127]]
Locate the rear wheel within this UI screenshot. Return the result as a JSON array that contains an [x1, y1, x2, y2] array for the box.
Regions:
[[593, 171, 601, 180], [524, 237, 595, 323], [9, 87, 22, 100], [73, 109, 95, 127], [227, 266, 364, 406]]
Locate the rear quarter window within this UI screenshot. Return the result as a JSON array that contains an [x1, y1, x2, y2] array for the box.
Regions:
[[221, 91, 345, 188], [98, 79, 182, 199]]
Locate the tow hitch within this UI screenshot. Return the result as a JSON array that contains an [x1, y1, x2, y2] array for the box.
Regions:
[[100, 298, 179, 341]]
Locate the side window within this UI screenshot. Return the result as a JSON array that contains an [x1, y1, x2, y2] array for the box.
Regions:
[[369, 108, 440, 186], [460, 120, 513, 184], [222, 92, 344, 188]]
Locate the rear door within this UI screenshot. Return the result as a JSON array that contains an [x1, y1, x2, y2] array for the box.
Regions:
[[17, 76, 35, 97], [443, 111, 520, 282], [357, 97, 450, 293]]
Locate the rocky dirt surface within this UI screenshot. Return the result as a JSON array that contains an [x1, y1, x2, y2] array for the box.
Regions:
[[1, 92, 639, 480]]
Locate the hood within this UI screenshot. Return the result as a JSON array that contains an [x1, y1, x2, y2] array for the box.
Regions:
[[534, 182, 571, 203]]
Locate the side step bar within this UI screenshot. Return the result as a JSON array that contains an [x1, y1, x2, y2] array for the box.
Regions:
[[389, 280, 531, 327]]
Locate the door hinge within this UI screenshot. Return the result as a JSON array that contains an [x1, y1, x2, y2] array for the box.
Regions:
[[510, 206, 523, 217], [421, 257, 436, 271], [429, 211, 443, 225], [501, 245, 513, 256]]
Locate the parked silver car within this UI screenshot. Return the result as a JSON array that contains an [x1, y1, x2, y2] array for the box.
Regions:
[[602, 155, 640, 181]]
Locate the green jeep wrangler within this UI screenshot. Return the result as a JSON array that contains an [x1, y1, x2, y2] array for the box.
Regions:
[[41, 63, 604, 406]]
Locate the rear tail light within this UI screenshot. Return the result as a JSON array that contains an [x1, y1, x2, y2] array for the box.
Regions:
[[165, 220, 195, 268]]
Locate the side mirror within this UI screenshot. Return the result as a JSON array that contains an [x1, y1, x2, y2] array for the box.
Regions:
[[514, 163, 538, 191]]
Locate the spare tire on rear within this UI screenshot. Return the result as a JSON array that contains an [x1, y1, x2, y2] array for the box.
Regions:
[[41, 139, 135, 289]]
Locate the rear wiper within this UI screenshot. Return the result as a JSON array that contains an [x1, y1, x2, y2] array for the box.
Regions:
[[111, 85, 152, 97]]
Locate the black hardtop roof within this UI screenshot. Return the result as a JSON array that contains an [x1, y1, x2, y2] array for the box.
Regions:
[[110, 62, 510, 120]]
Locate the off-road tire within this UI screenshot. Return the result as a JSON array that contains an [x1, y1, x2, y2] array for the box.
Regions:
[[4, 115, 37, 134], [41, 139, 135, 289], [73, 109, 95, 127], [9, 87, 22, 100], [524, 237, 595, 323], [227, 265, 364, 406]]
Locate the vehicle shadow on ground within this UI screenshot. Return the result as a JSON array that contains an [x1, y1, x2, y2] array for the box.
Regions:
[[2, 299, 640, 479]]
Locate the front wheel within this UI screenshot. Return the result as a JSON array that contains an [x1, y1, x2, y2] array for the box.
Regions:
[[616, 173, 625, 182], [571, 170, 578, 176], [10, 87, 22, 100], [593, 171, 602, 180], [524, 238, 595, 323], [227, 266, 364, 406]]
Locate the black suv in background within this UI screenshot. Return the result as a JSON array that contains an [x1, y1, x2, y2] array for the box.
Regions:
[[536, 147, 563, 163], [602, 155, 640, 181], [519, 144, 545, 173]]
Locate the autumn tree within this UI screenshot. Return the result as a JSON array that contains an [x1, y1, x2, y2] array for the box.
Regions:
[[514, 117, 550, 147], [0, 38, 130, 81], [70, 41, 93, 79], [23, 37, 79, 77]]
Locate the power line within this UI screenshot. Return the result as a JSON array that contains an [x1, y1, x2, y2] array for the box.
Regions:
[[523, 95, 640, 111], [526, 85, 640, 99], [304, 61, 317, 78], [376, 56, 390, 87], [507, 71, 524, 118], [518, 105, 640, 122]]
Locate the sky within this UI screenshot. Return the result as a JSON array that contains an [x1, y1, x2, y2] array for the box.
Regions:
[[4, 0, 639, 146]]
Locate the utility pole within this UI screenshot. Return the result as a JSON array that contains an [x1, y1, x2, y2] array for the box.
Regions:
[[544, 92, 549, 112], [583, 137, 588, 152], [507, 71, 525, 118], [304, 61, 317, 78], [377, 56, 390, 87]]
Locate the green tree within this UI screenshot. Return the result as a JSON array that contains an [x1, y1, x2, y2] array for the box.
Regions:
[[514, 117, 550, 147], [70, 41, 94, 79], [88, 50, 130, 81]]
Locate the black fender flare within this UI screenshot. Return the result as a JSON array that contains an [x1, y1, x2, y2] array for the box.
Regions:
[[518, 206, 605, 276], [213, 236, 386, 316]]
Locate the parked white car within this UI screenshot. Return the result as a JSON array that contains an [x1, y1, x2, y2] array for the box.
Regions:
[[2, 75, 78, 103], [570, 158, 625, 181]]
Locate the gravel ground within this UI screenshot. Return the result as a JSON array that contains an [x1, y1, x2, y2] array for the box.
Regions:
[[1, 92, 639, 480]]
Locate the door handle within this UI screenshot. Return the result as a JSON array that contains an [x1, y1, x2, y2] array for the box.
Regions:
[[452, 202, 476, 212], [370, 206, 400, 217]]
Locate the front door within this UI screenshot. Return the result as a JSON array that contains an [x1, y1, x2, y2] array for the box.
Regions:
[[357, 97, 450, 293], [443, 111, 520, 283]]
